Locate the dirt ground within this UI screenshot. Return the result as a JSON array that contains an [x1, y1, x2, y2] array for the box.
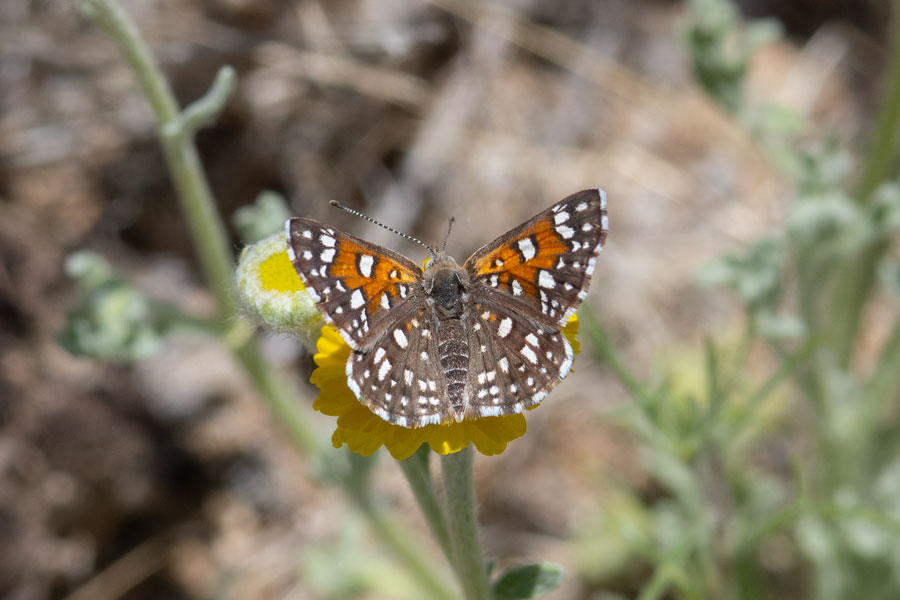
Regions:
[[0, 0, 890, 598]]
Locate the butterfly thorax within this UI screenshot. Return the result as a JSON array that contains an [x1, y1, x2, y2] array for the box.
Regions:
[[423, 255, 471, 320]]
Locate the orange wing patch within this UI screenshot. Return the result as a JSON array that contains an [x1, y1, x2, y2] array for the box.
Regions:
[[469, 216, 568, 298], [329, 239, 420, 313]]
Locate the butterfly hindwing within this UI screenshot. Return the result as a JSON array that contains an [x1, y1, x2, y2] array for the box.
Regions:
[[463, 189, 608, 327], [286, 218, 424, 349], [464, 300, 573, 418], [346, 308, 452, 427]]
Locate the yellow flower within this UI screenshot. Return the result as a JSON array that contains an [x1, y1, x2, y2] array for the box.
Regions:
[[311, 315, 581, 460]]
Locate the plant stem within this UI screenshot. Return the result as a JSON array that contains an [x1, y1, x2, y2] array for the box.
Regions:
[[441, 446, 492, 600], [357, 503, 459, 600], [830, 0, 900, 366], [580, 307, 645, 399], [857, 0, 900, 205], [77, 2, 458, 596], [233, 343, 321, 455], [79, 0, 236, 317], [399, 445, 454, 562], [865, 311, 900, 408]]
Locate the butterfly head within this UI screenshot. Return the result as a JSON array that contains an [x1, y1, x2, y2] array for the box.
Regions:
[[423, 254, 469, 319]]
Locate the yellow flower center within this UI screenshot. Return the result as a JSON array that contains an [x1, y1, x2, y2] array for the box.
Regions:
[[259, 250, 305, 293]]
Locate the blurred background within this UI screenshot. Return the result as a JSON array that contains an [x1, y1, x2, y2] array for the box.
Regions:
[[2, 0, 899, 598]]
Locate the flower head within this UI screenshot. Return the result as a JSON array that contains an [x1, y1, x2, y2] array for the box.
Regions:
[[236, 231, 322, 346]]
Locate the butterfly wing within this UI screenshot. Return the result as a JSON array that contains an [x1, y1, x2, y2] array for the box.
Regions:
[[346, 307, 456, 427], [463, 301, 574, 418], [463, 189, 608, 327], [286, 218, 425, 350]]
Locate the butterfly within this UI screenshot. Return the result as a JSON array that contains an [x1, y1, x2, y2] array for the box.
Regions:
[[286, 189, 608, 428]]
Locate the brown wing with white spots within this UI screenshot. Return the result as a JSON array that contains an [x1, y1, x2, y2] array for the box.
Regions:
[[346, 309, 453, 428], [287, 218, 424, 350], [463, 189, 608, 327], [463, 301, 573, 418]]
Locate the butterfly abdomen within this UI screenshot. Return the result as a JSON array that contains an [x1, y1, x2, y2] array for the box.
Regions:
[[437, 319, 468, 418]]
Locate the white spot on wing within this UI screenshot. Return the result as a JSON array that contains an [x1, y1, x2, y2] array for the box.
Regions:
[[359, 255, 374, 277], [521, 346, 538, 364], [377, 359, 392, 381], [558, 337, 574, 378], [525, 333, 539, 347], [380, 293, 391, 310], [538, 270, 556, 289], [346, 360, 361, 397], [374, 347, 386, 364], [512, 279, 523, 296], [554, 211, 570, 224], [350, 289, 365, 309], [517, 238, 536, 261], [498, 317, 512, 338], [320, 235, 336, 247], [557, 225, 575, 239], [499, 357, 509, 373], [320, 248, 335, 262], [394, 328, 409, 349]]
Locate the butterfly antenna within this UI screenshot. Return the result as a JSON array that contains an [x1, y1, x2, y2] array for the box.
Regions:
[[329, 201, 437, 256], [441, 217, 455, 254]]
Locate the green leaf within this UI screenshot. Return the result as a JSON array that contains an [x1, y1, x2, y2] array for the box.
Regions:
[[233, 190, 292, 243], [59, 251, 215, 362], [492, 563, 565, 599]]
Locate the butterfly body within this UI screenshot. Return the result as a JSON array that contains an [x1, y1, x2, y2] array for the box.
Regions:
[[287, 189, 608, 428]]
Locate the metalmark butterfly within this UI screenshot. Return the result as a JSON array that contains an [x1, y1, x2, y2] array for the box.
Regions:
[[287, 189, 608, 428]]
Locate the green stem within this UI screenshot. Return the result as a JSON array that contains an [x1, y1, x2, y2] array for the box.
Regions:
[[865, 310, 900, 408], [580, 306, 645, 399], [830, 0, 900, 366], [78, 0, 236, 317], [352, 494, 460, 600], [441, 447, 491, 600], [233, 343, 321, 455], [398, 445, 454, 562], [77, 2, 458, 597], [857, 0, 900, 205]]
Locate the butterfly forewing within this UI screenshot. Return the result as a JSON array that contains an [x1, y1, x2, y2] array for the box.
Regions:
[[463, 189, 608, 327], [287, 218, 425, 349]]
